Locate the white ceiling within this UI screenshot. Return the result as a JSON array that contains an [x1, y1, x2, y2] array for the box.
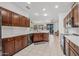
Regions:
[[10, 2, 74, 23]]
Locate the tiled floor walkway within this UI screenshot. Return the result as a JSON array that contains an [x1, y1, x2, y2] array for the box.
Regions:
[[14, 35, 64, 56]]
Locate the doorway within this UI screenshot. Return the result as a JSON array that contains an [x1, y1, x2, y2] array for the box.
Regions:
[[47, 24, 54, 34]]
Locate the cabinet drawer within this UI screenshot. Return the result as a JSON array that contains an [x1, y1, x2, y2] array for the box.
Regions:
[[69, 41, 79, 55], [69, 46, 79, 56]]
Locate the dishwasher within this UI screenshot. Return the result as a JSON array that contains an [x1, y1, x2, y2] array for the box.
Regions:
[[60, 34, 65, 53]]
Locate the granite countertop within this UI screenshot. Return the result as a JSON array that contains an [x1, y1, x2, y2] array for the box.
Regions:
[[65, 35, 79, 47], [2, 30, 49, 39]]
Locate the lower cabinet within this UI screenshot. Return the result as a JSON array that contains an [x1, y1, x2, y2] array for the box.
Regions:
[[21, 35, 28, 48], [33, 33, 49, 43], [64, 37, 79, 56], [2, 38, 15, 56], [69, 46, 78, 56], [2, 35, 28, 56], [15, 36, 22, 52], [43, 33, 49, 42], [33, 33, 40, 42]]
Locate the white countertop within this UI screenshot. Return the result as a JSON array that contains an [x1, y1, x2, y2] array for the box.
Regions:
[[65, 35, 79, 47], [2, 30, 49, 39]]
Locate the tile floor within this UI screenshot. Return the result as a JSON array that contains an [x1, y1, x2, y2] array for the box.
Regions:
[[14, 35, 64, 56]]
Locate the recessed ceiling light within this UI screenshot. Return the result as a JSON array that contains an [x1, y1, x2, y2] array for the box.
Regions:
[[34, 13, 39, 16], [27, 2, 31, 4], [42, 8, 46, 11], [44, 13, 48, 16], [55, 5, 59, 8]]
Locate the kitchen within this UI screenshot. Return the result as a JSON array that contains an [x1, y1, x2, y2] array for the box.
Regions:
[[0, 2, 79, 56]]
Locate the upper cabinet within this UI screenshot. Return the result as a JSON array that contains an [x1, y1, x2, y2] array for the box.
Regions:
[[25, 18, 30, 27], [12, 13, 20, 26], [73, 5, 79, 27], [20, 16, 30, 27], [1, 8, 12, 26], [0, 7, 30, 27], [64, 4, 79, 28]]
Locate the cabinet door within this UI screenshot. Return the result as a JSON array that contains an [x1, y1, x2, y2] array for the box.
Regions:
[[12, 13, 20, 26], [27, 19, 30, 27], [15, 36, 22, 52], [2, 38, 15, 56], [33, 33, 39, 42], [38, 33, 43, 41], [25, 18, 30, 27], [78, 4, 79, 26], [20, 16, 26, 27], [73, 5, 78, 26], [69, 41, 79, 55], [21, 35, 28, 48], [1, 8, 12, 26], [25, 17, 28, 27], [43, 33, 49, 42], [69, 46, 78, 56]]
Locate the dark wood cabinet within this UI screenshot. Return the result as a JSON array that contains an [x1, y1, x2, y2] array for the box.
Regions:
[[39, 33, 43, 41], [33, 33, 49, 43], [20, 16, 30, 27], [1, 7, 30, 27], [15, 36, 22, 52], [26, 18, 30, 27], [21, 35, 28, 48], [33, 33, 39, 42], [2, 38, 15, 56], [43, 33, 49, 42], [69, 46, 78, 56], [2, 35, 28, 56], [1, 8, 12, 26], [20, 16, 26, 27], [64, 37, 79, 56], [64, 17, 67, 28], [12, 13, 20, 26], [64, 4, 79, 27], [73, 5, 79, 27], [69, 41, 79, 56]]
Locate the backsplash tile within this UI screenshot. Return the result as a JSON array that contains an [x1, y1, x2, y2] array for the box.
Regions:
[[2, 26, 30, 37], [67, 27, 79, 34]]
